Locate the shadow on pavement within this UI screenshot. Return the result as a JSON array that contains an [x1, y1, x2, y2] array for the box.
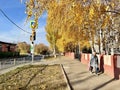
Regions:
[[71, 75, 95, 85], [93, 78, 115, 90], [76, 71, 88, 75], [75, 71, 88, 78], [67, 71, 88, 76]]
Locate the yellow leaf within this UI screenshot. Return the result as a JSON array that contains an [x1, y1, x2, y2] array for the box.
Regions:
[[106, 6, 109, 11]]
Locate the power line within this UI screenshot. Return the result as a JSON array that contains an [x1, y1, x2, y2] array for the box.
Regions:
[[0, 8, 31, 34]]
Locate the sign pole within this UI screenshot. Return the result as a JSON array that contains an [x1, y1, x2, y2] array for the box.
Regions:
[[31, 41, 34, 63], [30, 20, 36, 63]]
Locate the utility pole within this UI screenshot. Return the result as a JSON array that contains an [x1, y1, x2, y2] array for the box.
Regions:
[[30, 21, 36, 63]]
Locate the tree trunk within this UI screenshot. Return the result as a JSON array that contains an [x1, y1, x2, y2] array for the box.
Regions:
[[100, 29, 103, 54], [89, 41, 96, 53], [78, 41, 81, 54], [53, 45, 56, 58]]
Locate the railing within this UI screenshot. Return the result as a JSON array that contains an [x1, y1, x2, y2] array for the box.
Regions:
[[0, 55, 43, 70]]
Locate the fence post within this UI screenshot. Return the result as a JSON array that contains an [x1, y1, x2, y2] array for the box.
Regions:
[[24, 58, 25, 63], [14, 59, 16, 65], [0, 62, 1, 69]]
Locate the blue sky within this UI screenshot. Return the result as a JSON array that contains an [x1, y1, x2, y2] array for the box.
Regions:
[[0, 0, 49, 46]]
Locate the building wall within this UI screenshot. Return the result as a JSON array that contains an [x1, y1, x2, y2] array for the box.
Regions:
[[0, 44, 16, 52], [0, 44, 2, 52], [10, 45, 16, 52], [2, 44, 7, 52]]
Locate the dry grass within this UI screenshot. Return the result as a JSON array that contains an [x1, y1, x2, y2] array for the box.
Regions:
[[0, 65, 68, 90]]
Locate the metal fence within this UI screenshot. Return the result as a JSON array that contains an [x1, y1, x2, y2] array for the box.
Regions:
[[0, 56, 43, 70]]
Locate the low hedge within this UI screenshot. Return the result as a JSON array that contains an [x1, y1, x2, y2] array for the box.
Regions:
[[0, 52, 20, 58]]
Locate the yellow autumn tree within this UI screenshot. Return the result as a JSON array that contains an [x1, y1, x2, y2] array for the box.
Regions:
[[25, 0, 120, 54]]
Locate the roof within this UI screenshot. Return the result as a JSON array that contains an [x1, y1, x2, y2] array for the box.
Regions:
[[0, 41, 16, 46]]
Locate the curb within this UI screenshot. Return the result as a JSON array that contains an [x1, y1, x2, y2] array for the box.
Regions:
[[0, 61, 45, 75], [0, 63, 31, 75], [60, 64, 73, 90]]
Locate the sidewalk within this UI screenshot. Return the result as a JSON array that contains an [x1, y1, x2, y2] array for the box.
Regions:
[[59, 57, 120, 90], [0, 56, 120, 90]]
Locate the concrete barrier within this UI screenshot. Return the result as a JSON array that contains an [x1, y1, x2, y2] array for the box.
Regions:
[[101, 55, 120, 79], [114, 55, 120, 79], [65, 52, 75, 59], [103, 55, 115, 78], [81, 53, 89, 65]]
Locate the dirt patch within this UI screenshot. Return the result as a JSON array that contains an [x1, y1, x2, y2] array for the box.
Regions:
[[0, 64, 68, 90]]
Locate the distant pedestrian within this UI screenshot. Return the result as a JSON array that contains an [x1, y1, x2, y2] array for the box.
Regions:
[[89, 52, 99, 75]]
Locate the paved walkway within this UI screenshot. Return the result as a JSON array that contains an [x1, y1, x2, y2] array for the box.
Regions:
[[58, 57, 120, 90], [0, 56, 120, 90]]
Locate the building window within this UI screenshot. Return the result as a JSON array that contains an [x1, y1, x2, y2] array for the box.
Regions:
[[7, 45, 10, 52]]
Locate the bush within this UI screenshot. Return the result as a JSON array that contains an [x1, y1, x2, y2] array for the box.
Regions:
[[82, 46, 92, 53], [0, 52, 20, 58]]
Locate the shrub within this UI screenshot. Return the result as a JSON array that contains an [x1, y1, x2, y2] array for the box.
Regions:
[[0, 52, 20, 58]]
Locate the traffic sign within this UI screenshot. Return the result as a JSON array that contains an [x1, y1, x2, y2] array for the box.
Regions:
[[30, 20, 35, 29]]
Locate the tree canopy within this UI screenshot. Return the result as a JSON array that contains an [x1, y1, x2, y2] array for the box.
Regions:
[[25, 0, 120, 53]]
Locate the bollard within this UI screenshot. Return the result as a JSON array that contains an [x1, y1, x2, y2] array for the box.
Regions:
[[14, 59, 16, 65], [10, 59, 13, 64]]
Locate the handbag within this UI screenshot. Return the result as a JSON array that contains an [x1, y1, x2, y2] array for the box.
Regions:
[[96, 67, 99, 73], [89, 66, 93, 71]]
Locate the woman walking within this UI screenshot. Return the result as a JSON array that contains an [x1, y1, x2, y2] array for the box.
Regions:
[[89, 52, 99, 75]]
